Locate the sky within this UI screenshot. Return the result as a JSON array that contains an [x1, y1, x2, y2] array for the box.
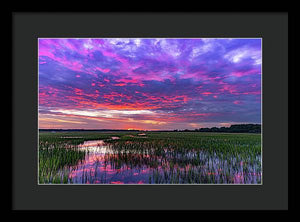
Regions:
[[38, 38, 262, 130]]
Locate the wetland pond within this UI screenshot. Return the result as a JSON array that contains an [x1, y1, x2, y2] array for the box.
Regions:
[[65, 139, 155, 184], [52, 136, 262, 184]]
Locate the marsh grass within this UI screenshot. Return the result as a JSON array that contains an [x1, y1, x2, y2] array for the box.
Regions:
[[39, 131, 261, 184]]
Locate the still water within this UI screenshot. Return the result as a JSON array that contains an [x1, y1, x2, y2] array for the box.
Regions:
[[65, 139, 152, 184], [60, 138, 261, 184]]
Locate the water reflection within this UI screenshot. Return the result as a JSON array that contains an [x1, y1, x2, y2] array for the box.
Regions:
[[65, 139, 153, 184], [61, 139, 261, 184]]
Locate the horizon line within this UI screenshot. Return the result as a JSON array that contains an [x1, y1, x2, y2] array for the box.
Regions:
[[39, 123, 262, 131]]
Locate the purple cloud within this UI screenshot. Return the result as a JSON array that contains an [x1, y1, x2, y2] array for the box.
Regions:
[[39, 38, 261, 130]]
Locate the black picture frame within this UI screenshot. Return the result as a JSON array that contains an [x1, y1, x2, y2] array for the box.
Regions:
[[11, 11, 294, 212]]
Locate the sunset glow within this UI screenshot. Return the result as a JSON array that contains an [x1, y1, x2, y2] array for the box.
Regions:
[[38, 38, 262, 130]]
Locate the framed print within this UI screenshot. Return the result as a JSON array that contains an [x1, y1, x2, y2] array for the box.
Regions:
[[38, 37, 262, 185], [12, 11, 292, 211]]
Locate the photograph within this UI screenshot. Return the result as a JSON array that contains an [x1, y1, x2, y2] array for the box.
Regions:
[[38, 38, 262, 185]]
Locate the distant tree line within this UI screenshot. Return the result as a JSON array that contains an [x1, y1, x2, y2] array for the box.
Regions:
[[174, 124, 261, 133], [40, 124, 261, 133]]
